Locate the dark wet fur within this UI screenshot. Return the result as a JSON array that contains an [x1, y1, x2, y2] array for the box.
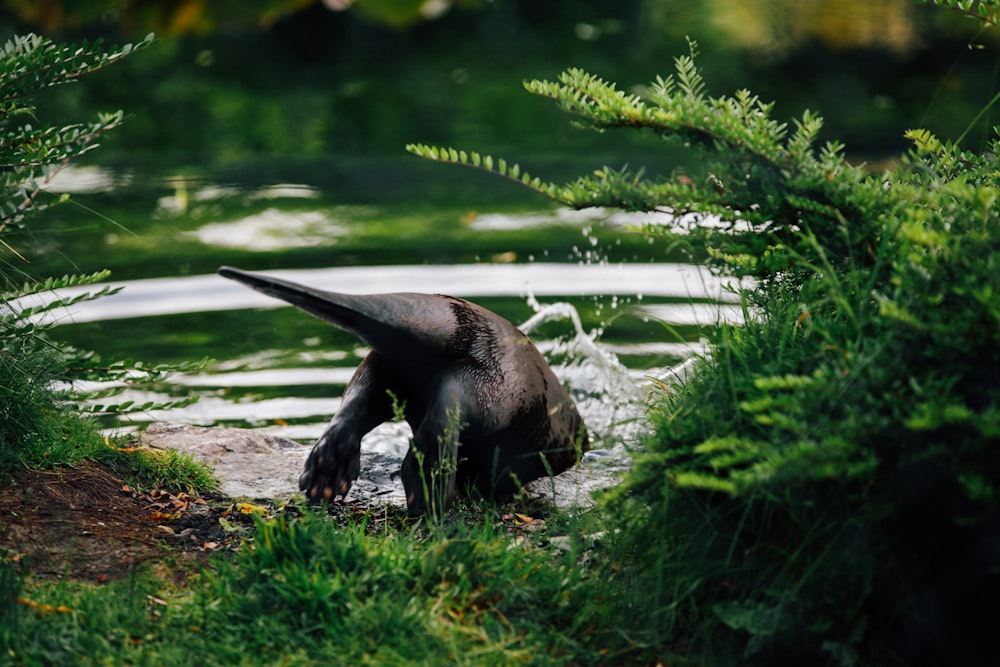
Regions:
[[218, 266, 589, 514]]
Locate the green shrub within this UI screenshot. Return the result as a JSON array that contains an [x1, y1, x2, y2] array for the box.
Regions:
[[411, 8, 1000, 664], [0, 33, 204, 477]]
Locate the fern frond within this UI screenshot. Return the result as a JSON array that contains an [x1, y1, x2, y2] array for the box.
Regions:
[[6, 270, 113, 299], [405, 143, 560, 198], [786, 110, 824, 161], [2, 271, 121, 323], [673, 52, 706, 100], [74, 396, 201, 416], [672, 471, 738, 495], [525, 68, 647, 128]]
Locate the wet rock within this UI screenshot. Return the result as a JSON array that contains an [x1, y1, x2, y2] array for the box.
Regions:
[[139, 422, 624, 508], [140, 422, 408, 503], [522, 446, 630, 508]]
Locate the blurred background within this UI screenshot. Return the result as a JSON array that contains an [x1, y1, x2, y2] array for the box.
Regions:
[[2, 0, 997, 452], [4, 0, 996, 169]]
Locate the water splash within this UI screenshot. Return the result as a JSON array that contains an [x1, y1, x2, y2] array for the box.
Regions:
[[522, 295, 641, 397], [514, 295, 654, 505], [519, 295, 646, 451]]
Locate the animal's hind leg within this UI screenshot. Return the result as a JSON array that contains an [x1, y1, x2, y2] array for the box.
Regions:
[[399, 373, 474, 515], [299, 352, 401, 503]]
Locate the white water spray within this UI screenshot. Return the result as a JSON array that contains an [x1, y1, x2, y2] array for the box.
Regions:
[[519, 294, 646, 454]]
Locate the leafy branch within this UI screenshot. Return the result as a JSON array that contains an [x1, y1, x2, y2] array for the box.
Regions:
[[0, 33, 156, 107], [404, 144, 559, 198], [915, 0, 1000, 28], [409, 46, 881, 278], [0, 32, 204, 433], [0, 33, 154, 244]]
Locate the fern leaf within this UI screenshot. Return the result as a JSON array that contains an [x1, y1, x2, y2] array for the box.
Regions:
[[405, 143, 560, 198]]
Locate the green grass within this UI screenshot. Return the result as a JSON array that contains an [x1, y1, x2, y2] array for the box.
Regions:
[[0, 325, 215, 493], [97, 440, 220, 494], [0, 506, 671, 667], [0, 349, 104, 477]]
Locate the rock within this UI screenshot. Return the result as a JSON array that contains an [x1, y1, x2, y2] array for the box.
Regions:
[[521, 454, 627, 508], [140, 422, 310, 500], [139, 422, 407, 504], [139, 422, 619, 508]]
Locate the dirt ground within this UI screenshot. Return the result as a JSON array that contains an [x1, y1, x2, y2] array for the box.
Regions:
[[0, 462, 261, 582], [0, 461, 556, 584]]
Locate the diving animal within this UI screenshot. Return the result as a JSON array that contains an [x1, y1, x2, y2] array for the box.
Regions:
[[218, 266, 588, 514]]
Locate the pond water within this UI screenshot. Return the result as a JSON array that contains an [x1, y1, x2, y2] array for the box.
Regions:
[[33, 164, 740, 504]]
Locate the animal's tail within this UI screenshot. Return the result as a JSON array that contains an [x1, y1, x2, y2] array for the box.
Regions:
[[219, 266, 366, 327], [217, 266, 447, 356]]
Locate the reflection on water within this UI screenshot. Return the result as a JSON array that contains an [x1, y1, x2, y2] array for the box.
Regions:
[[189, 209, 346, 250], [32, 262, 742, 324]]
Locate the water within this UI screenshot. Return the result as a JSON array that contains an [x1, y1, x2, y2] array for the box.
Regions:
[[29, 165, 740, 505], [40, 261, 734, 444]]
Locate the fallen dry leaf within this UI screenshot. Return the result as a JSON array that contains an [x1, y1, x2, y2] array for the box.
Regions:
[[238, 502, 267, 515]]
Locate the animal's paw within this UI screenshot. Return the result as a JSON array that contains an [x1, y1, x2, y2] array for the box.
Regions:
[[298, 432, 361, 503]]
